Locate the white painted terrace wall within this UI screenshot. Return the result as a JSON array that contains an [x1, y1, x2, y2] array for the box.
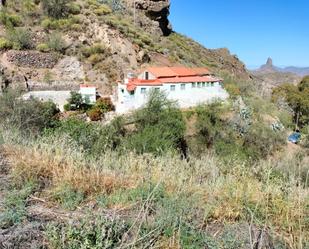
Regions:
[[115, 82, 229, 113]]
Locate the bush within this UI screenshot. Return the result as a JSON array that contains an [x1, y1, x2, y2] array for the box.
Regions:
[[0, 37, 12, 50], [0, 182, 36, 229], [95, 97, 115, 112], [36, 43, 49, 52], [88, 53, 104, 64], [63, 103, 71, 111], [47, 32, 66, 52], [243, 123, 286, 159], [125, 90, 186, 155], [45, 215, 129, 248], [87, 107, 103, 121], [6, 28, 33, 50], [94, 4, 112, 15], [0, 10, 22, 27], [82, 43, 106, 57], [41, 17, 78, 30], [0, 90, 59, 136], [67, 2, 81, 15], [66, 91, 83, 110], [52, 184, 84, 210], [41, 0, 71, 19]]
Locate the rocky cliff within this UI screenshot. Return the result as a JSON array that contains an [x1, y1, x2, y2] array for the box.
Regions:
[[125, 0, 172, 36], [0, 0, 252, 94]]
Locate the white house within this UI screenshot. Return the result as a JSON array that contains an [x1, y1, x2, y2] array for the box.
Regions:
[[79, 84, 97, 104], [114, 67, 229, 113]]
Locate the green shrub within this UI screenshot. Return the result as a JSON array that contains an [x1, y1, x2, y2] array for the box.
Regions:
[[52, 184, 84, 210], [0, 10, 22, 27], [87, 107, 103, 121], [243, 123, 286, 159], [43, 70, 54, 84], [45, 215, 129, 248], [94, 4, 112, 15], [71, 23, 82, 31], [36, 43, 49, 52], [47, 32, 66, 52], [88, 53, 104, 64], [95, 97, 115, 112], [125, 90, 186, 155], [0, 90, 59, 136], [82, 43, 106, 57], [0, 37, 12, 50], [41, 18, 56, 29], [41, 0, 70, 19], [63, 103, 71, 111], [0, 182, 36, 229], [6, 28, 33, 50], [67, 2, 81, 15], [66, 91, 83, 110], [195, 102, 227, 149]]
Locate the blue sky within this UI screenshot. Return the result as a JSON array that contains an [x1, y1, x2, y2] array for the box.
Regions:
[[169, 0, 309, 68]]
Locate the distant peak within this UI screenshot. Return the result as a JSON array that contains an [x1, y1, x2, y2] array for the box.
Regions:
[[266, 57, 273, 67]]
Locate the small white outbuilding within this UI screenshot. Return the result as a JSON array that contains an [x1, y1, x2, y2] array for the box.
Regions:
[[79, 84, 97, 104]]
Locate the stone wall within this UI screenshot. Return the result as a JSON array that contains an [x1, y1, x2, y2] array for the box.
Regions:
[[7, 51, 59, 69]]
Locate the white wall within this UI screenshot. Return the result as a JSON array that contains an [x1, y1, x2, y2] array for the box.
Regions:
[[79, 87, 96, 104], [115, 82, 229, 113], [22, 91, 71, 112]]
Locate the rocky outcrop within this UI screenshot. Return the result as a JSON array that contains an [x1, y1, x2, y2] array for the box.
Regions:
[[126, 0, 172, 36]]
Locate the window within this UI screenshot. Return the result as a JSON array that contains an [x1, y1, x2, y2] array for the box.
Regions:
[[121, 89, 124, 93], [192, 83, 196, 88], [197, 82, 201, 88], [141, 88, 146, 94], [170, 85, 176, 91], [181, 84, 186, 90], [207, 82, 210, 87], [145, 71, 149, 80], [202, 82, 206, 87], [211, 82, 214, 87]]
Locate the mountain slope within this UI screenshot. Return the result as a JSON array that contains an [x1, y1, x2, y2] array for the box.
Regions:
[[0, 0, 252, 95]]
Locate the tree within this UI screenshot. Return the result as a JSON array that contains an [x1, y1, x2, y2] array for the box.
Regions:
[[272, 77, 309, 129], [126, 90, 186, 155], [67, 91, 83, 110]]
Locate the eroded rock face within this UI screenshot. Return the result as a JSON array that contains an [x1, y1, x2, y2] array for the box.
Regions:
[[126, 0, 172, 36]]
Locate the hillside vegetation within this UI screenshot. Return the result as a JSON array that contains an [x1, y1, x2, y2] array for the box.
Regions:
[[0, 0, 251, 94], [1, 75, 309, 248]]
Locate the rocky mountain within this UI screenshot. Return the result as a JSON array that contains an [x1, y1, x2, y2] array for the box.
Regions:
[[0, 0, 252, 95], [282, 66, 309, 76], [256, 57, 309, 76], [251, 58, 301, 95]]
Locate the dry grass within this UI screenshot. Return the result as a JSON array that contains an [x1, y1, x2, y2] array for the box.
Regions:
[[2, 133, 309, 248], [4, 145, 135, 197]]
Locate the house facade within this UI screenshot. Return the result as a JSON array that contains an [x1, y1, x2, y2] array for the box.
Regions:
[[114, 67, 229, 113], [79, 84, 97, 104]]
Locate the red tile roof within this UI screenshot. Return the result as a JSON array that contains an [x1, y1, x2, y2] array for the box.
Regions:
[[124, 76, 222, 91], [122, 67, 221, 91], [146, 67, 211, 78], [80, 84, 96, 88]]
